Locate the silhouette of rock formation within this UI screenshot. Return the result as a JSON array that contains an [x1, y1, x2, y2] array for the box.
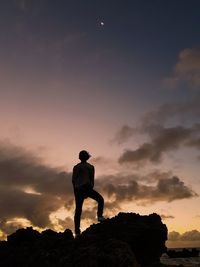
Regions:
[[0, 213, 168, 267], [167, 248, 199, 258]]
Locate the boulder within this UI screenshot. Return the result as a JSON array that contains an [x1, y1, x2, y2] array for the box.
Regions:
[[78, 212, 167, 266], [0, 213, 168, 267]]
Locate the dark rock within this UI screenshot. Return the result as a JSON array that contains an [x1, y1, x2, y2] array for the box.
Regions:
[[0, 213, 168, 267], [71, 238, 138, 267], [7, 227, 41, 244], [79, 212, 167, 266]]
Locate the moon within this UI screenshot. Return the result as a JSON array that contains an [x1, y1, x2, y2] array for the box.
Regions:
[[100, 21, 104, 27]]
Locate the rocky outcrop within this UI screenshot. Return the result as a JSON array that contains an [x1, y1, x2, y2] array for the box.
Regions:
[[0, 213, 168, 267]]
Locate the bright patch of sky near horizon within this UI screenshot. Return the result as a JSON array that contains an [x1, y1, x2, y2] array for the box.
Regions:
[[0, 0, 200, 247]]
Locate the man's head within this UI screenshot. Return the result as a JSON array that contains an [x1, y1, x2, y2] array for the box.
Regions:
[[79, 150, 91, 162]]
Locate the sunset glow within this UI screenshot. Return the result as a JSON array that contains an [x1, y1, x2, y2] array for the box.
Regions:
[[0, 0, 199, 248]]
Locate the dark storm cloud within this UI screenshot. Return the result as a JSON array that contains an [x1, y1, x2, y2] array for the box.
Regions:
[[96, 172, 197, 205], [76, 170, 195, 220], [156, 176, 197, 201], [0, 187, 62, 228], [119, 124, 200, 164], [0, 141, 73, 235], [0, 142, 73, 197], [0, 142, 122, 235], [115, 96, 200, 165], [186, 137, 200, 148]]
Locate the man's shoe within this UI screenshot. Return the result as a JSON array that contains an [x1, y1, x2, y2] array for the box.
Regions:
[[74, 230, 81, 238], [75, 232, 81, 238], [98, 216, 106, 222]]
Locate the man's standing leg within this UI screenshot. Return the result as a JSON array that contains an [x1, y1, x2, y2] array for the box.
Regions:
[[88, 189, 104, 219], [74, 189, 84, 235]]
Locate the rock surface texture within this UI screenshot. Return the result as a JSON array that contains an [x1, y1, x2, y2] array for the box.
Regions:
[[0, 213, 168, 267]]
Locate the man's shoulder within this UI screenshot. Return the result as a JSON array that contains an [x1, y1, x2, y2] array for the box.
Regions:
[[86, 162, 94, 169], [73, 162, 94, 169], [73, 163, 81, 168]]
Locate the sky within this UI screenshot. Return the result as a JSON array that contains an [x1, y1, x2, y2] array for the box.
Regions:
[[0, 0, 200, 248]]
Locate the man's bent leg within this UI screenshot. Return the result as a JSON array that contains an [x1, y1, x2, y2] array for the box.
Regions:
[[74, 190, 84, 234], [88, 189, 104, 217]]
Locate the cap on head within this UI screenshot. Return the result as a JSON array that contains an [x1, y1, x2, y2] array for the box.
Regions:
[[79, 150, 91, 161]]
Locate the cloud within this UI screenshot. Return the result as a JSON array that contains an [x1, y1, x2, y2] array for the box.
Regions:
[[0, 142, 72, 195], [165, 47, 200, 89], [111, 125, 136, 145], [119, 124, 200, 165], [0, 187, 62, 228], [0, 218, 30, 237], [186, 137, 200, 148], [160, 214, 175, 220], [114, 94, 200, 167], [0, 141, 73, 235], [0, 141, 197, 238], [168, 230, 200, 241], [181, 230, 200, 241], [156, 176, 196, 201], [142, 96, 200, 126], [112, 50, 200, 167], [96, 172, 197, 205], [56, 217, 74, 231], [168, 231, 181, 241]]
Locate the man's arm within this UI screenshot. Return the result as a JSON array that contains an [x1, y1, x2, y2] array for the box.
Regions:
[[90, 165, 95, 188], [72, 166, 77, 188]]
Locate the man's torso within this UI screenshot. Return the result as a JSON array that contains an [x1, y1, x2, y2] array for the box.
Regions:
[[73, 162, 94, 189]]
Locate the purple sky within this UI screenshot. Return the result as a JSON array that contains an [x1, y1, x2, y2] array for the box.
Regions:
[[0, 0, 200, 247]]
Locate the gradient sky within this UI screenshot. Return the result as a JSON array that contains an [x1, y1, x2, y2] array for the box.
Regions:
[[0, 0, 200, 248]]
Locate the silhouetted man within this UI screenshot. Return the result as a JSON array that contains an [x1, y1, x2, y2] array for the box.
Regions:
[[72, 150, 105, 237]]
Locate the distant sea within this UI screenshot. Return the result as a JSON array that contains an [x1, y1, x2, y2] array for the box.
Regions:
[[160, 248, 200, 267]]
